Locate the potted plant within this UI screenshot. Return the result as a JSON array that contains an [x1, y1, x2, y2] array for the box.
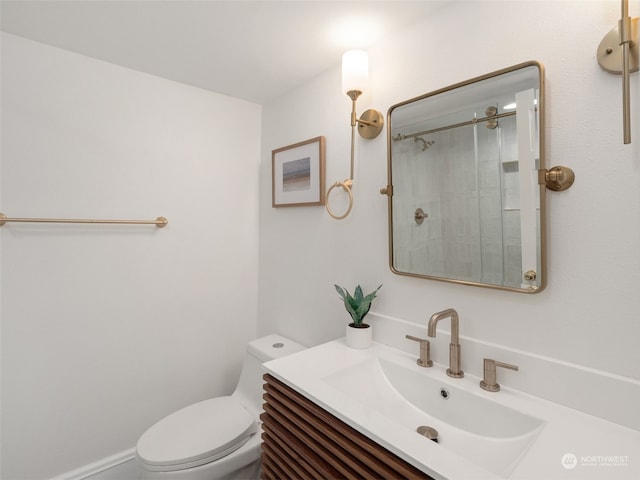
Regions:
[[335, 284, 382, 348]]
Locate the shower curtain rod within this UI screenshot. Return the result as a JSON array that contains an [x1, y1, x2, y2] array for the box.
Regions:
[[0, 213, 168, 228], [393, 110, 517, 141]]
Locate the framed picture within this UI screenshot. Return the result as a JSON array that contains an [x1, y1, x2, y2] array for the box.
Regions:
[[272, 136, 325, 207]]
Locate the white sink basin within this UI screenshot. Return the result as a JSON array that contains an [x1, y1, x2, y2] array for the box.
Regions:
[[264, 338, 640, 480], [323, 356, 544, 477]]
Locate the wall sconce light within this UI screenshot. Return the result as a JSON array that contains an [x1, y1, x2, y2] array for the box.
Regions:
[[326, 49, 384, 220], [597, 0, 638, 144]]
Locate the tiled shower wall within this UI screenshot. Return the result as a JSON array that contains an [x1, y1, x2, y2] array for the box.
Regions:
[[392, 114, 528, 285]]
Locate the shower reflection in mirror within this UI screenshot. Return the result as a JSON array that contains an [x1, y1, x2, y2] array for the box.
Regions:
[[386, 62, 544, 293]]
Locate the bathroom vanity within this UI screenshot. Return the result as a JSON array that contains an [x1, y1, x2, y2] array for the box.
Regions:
[[260, 374, 431, 480], [261, 332, 640, 480]]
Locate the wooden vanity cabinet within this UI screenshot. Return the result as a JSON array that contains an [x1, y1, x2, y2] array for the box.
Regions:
[[260, 374, 433, 480]]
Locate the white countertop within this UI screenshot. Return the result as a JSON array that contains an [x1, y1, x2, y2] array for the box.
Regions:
[[263, 339, 640, 480]]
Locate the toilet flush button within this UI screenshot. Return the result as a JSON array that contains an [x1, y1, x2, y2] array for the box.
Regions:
[[272, 343, 284, 348]]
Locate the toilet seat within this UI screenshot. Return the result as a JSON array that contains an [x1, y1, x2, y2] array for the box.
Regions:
[[136, 396, 257, 472]]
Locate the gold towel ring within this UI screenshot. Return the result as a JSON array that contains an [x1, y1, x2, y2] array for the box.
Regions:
[[325, 180, 353, 220]]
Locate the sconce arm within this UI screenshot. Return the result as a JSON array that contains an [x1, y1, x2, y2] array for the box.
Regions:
[[356, 117, 377, 127], [596, 0, 638, 144], [620, 1, 633, 45]]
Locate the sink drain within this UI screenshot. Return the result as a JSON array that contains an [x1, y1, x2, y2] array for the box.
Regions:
[[417, 425, 439, 442]]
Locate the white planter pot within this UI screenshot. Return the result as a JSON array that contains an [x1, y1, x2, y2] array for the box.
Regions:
[[345, 323, 372, 349]]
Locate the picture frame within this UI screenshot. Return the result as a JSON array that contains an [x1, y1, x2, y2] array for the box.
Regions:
[[272, 136, 325, 207]]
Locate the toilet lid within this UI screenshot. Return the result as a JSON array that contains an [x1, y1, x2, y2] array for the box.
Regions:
[[137, 396, 257, 471]]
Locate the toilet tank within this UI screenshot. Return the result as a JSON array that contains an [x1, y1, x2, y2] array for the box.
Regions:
[[232, 334, 306, 417]]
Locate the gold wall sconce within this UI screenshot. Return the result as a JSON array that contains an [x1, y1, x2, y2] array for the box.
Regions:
[[326, 50, 384, 220], [597, 0, 638, 144]]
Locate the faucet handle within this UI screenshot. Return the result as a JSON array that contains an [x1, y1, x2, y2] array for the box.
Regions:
[[480, 358, 519, 392], [405, 335, 433, 367]]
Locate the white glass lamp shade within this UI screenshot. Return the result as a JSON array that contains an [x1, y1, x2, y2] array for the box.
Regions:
[[342, 49, 368, 94]]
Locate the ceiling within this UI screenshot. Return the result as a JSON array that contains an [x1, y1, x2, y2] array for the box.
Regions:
[[0, 0, 449, 104]]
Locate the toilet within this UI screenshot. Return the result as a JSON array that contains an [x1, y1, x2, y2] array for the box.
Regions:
[[135, 334, 306, 480]]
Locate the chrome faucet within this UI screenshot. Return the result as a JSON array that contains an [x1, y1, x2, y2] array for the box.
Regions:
[[427, 308, 464, 378]]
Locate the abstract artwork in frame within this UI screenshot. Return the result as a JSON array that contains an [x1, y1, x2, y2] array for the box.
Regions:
[[272, 136, 325, 207]]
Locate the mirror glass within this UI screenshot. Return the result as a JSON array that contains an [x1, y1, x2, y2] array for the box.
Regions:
[[385, 62, 545, 293]]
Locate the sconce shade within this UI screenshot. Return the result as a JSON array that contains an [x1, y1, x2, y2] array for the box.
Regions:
[[342, 49, 368, 94]]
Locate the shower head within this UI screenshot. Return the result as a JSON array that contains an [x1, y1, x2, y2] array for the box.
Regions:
[[414, 136, 435, 151]]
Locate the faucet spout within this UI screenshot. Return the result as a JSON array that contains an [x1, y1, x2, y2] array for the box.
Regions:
[[427, 308, 463, 378], [428, 308, 459, 342]]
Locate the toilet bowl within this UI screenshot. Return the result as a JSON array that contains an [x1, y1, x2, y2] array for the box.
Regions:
[[135, 334, 306, 480]]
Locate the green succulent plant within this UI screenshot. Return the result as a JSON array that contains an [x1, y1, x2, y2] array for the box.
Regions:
[[334, 284, 382, 327]]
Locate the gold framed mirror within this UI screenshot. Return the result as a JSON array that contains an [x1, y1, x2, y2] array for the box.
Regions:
[[383, 61, 546, 293]]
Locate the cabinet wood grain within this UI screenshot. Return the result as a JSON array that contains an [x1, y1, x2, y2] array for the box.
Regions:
[[261, 374, 434, 480]]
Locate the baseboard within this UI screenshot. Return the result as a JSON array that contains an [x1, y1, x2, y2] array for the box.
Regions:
[[50, 448, 137, 480]]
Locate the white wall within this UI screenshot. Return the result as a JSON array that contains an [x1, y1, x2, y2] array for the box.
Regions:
[[258, 0, 640, 389], [1, 33, 261, 479], [3, 1, 640, 478]]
